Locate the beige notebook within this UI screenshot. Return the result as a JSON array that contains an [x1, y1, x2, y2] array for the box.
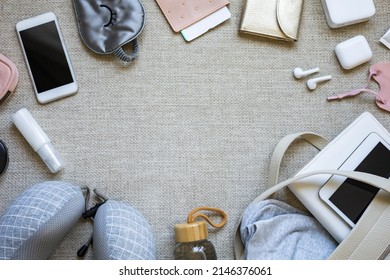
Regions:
[[156, 0, 229, 32]]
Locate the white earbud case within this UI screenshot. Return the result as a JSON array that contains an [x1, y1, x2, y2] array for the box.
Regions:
[[321, 0, 375, 28], [335, 35, 372, 70]]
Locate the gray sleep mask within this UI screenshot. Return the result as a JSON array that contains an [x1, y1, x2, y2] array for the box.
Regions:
[[72, 0, 145, 64]]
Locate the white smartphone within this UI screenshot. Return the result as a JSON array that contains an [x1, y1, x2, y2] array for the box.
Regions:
[[319, 132, 390, 227], [16, 12, 78, 104]]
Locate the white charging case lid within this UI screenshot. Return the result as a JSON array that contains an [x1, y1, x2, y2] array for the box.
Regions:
[[321, 0, 375, 28]]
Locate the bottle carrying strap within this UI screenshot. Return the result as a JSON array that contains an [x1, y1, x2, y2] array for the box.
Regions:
[[187, 207, 228, 228]]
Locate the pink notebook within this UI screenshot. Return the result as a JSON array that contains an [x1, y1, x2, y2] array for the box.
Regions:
[[156, 0, 229, 32]]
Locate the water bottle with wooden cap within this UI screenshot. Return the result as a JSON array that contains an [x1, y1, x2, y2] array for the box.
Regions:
[[174, 207, 227, 260]]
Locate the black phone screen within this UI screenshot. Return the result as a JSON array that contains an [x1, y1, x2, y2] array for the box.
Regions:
[[329, 142, 390, 224], [19, 21, 73, 93]]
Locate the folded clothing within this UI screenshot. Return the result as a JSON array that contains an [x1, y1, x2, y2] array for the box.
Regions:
[[240, 199, 337, 260]]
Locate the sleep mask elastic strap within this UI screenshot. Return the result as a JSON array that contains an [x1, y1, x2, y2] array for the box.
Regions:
[[328, 62, 390, 113], [113, 40, 140, 64]]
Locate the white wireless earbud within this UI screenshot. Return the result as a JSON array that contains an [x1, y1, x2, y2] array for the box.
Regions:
[[293, 67, 320, 79], [307, 75, 332, 90]]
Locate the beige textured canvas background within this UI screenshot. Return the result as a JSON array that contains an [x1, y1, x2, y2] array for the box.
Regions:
[[0, 0, 389, 260]]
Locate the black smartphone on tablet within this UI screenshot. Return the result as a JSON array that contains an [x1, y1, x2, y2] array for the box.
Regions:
[[319, 132, 390, 227]]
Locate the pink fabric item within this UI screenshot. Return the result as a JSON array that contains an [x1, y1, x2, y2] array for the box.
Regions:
[[328, 62, 390, 113]]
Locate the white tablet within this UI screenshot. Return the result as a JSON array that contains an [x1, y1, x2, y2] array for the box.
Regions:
[[319, 132, 390, 227], [16, 12, 78, 104]]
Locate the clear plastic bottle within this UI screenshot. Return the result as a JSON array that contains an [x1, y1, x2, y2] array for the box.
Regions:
[[174, 221, 217, 260]]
